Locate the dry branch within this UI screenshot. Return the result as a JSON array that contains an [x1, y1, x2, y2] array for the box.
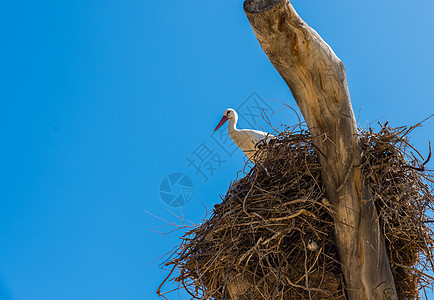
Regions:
[[243, 0, 397, 298]]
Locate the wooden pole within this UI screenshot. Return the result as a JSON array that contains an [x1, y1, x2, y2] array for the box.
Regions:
[[243, 0, 398, 299]]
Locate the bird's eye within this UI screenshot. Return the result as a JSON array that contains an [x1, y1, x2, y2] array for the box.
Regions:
[[226, 111, 231, 116]]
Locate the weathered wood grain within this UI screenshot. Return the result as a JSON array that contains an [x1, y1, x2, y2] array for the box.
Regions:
[[243, 0, 398, 299]]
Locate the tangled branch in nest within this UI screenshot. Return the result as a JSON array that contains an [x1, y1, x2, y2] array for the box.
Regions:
[[359, 125, 434, 299], [158, 123, 434, 300]]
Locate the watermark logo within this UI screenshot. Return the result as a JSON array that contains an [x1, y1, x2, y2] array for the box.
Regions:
[[237, 92, 275, 128], [185, 142, 227, 183], [159, 173, 194, 207], [158, 92, 276, 207]]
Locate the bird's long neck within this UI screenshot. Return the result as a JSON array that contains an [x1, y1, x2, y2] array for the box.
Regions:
[[228, 115, 238, 134]]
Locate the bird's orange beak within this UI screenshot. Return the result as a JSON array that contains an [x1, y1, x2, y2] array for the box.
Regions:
[[214, 116, 229, 132]]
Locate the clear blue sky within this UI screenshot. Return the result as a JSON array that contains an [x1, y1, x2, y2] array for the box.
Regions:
[[1, 0, 433, 299]]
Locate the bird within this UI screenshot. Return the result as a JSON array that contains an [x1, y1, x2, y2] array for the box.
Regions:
[[214, 108, 274, 163]]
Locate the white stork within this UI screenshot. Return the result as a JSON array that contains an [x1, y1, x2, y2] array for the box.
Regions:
[[214, 108, 274, 163]]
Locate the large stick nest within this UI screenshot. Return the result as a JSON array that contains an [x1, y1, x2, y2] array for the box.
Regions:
[[159, 123, 434, 300]]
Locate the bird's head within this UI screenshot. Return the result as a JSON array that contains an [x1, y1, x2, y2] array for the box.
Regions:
[[214, 108, 237, 131]]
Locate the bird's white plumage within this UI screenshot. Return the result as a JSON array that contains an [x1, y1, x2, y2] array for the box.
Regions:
[[214, 108, 273, 162]]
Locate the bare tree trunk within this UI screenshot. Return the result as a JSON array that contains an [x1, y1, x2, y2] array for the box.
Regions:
[[243, 0, 398, 299]]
